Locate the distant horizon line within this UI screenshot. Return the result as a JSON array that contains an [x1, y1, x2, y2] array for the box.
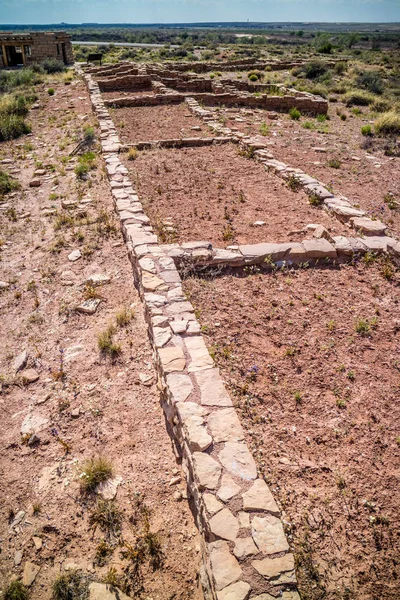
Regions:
[[1, 20, 400, 26]]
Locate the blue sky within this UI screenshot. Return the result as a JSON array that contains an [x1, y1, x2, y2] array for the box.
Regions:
[[1, 0, 399, 24]]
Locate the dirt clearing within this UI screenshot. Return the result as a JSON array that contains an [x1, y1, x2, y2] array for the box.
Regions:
[[184, 261, 400, 599]]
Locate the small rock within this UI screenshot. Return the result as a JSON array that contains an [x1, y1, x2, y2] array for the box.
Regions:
[[0, 281, 10, 290], [10, 511, 26, 529], [14, 550, 23, 566], [71, 407, 80, 418], [62, 199, 78, 209], [77, 298, 101, 315], [217, 474, 241, 502], [27, 433, 40, 446], [14, 349, 29, 372], [169, 476, 181, 486], [252, 553, 296, 584], [21, 369, 39, 384], [21, 413, 49, 436], [32, 536, 43, 550], [96, 475, 123, 500], [29, 179, 41, 187], [68, 249, 82, 262], [253, 221, 266, 227], [64, 344, 84, 362], [138, 373, 154, 386], [22, 561, 40, 586], [89, 582, 132, 600], [313, 224, 333, 243], [85, 273, 111, 286]]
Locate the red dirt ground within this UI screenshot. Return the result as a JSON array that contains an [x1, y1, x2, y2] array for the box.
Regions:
[[124, 144, 347, 246], [0, 77, 202, 599], [184, 261, 400, 600], [102, 90, 156, 100], [111, 103, 214, 143], [222, 105, 400, 238]]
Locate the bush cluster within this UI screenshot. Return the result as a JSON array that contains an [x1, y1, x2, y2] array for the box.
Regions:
[[0, 94, 32, 141]]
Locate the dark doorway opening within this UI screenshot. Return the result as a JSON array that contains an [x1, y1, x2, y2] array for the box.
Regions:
[[6, 45, 24, 67], [61, 43, 67, 65]]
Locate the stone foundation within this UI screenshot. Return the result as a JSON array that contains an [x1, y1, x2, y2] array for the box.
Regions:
[[77, 64, 301, 600]]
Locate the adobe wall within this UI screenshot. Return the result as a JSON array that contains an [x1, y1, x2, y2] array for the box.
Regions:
[[0, 31, 73, 68]]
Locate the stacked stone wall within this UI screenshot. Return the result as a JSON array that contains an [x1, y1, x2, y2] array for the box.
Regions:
[[97, 74, 153, 92]]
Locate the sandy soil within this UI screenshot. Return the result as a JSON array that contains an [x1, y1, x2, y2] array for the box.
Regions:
[[222, 105, 400, 237], [111, 103, 213, 143], [183, 262, 400, 600], [124, 144, 347, 246], [0, 77, 202, 599]]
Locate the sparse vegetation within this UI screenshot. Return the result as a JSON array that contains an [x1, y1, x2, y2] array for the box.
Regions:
[[361, 124, 373, 136], [89, 499, 123, 537], [4, 581, 29, 600], [51, 571, 90, 600], [78, 456, 114, 494], [0, 169, 20, 198], [127, 147, 138, 161], [97, 324, 121, 358], [374, 111, 400, 136], [289, 107, 301, 120], [344, 90, 375, 106], [0, 94, 32, 141], [116, 307, 135, 327]]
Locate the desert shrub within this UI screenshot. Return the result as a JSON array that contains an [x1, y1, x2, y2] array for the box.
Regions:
[[361, 124, 373, 136], [303, 60, 327, 80], [83, 126, 95, 144], [248, 71, 260, 81], [74, 151, 96, 179], [52, 571, 89, 600], [335, 61, 347, 75], [0, 112, 30, 141], [356, 71, 383, 95], [41, 58, 66, 74], [372, 98, 391, 113], [0, 169, 20, 198], [79, 456, 113, 494], [0, 68, 41, 92], [318, 41, 333, 54], [344, 90, 375, 106], [127, 147, 138, 161], [311, 84, 329, 98], [374, 111, 400, 136], [289, 107, 301, 120], [47, 88, 55, 96], [0, 93, 32, 141], [4, 580, 28, 600], [0, 94, 29, 117]]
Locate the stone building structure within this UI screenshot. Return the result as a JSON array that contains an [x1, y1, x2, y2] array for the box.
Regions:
[[0, 31, 73, 69]]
